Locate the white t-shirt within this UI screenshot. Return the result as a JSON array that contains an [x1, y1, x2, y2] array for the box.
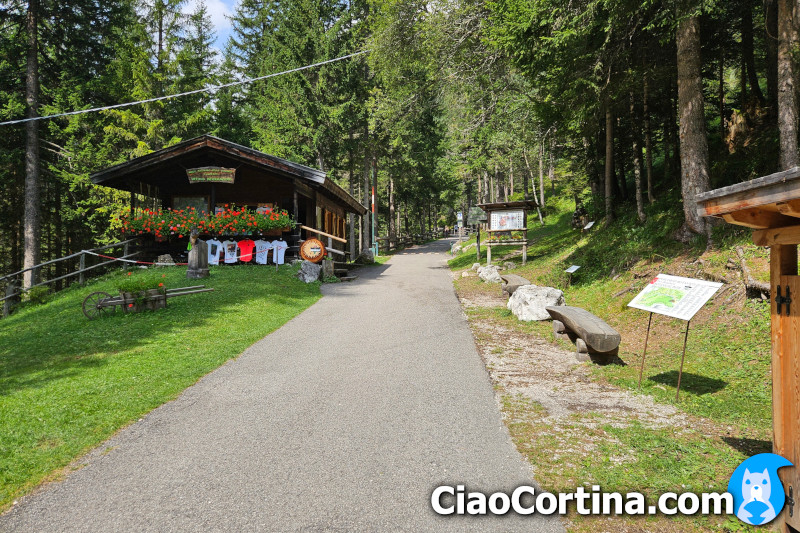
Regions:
[[254, 240, 271, 265], [222, 240, 238, 263], [272, 240, 288, 265], [207, 239, 223, 266]]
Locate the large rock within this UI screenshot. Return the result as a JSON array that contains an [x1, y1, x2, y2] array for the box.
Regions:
[[354, 249, 375, 264], [477, 265, 503, 283], [500, 274, 531, 297], [507, 285, 565, 321], [451, 243, 462, 254], [471, 263, 481, 271], [296, 260, 321, 283]]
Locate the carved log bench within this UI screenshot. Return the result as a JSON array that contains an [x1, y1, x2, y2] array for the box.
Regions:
[[545, 306, 621, 363], [500, 274, 531, 297]]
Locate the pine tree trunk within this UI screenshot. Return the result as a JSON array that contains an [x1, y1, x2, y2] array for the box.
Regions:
[[548, 138, 555, 193], [604, 97, 615, 224], [539, 141, 545, 208], [509, 157, 514, 197], [522, 148, 530, 200], [388, 176, 396, 248], [765, 0, 779, 116], [23, 0, 41, 290], [643, 72, 655, 203], [743, 3, 766, 103], [719, 52, 726, 139], [616, 125, 628, 201], [676, 2, 711, 235], [778, 0, 799, 168], [348, 134, 356, 258], [631, 91, 646, 222], [362, 126, 370, 253]]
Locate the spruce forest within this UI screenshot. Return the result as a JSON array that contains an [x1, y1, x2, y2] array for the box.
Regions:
[[1, 0, 799, 285]]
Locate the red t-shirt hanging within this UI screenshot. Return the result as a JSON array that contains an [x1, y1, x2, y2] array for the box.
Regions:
[[237, 239, 256, 262]]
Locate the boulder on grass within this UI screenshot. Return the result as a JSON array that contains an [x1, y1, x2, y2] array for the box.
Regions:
[[477, 265, 503, 283], [507, 285, 565, 321], [296, 260, 321, 283], [471, 263, 481, 271], [500, 274, 531, 296]]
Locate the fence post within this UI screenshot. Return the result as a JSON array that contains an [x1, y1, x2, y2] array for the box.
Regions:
[[122, 242, 130, 270], [79, 253, 86, 285], [3, 280, 19, 318]]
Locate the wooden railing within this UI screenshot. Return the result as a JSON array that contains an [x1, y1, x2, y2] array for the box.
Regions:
[[299, 225, 348, 258], [375, 229, 451, 253], [1, 238, 140, 317]]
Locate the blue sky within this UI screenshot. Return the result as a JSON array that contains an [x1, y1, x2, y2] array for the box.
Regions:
[[183, 0, 237, 52]]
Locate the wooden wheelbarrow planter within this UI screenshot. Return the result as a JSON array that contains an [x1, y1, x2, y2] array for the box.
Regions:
[[82, 285, 214, 319], [546, 306, 621, 363]]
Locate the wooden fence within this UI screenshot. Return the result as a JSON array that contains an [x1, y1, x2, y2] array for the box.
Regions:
[[375, 228, 464, 254], [1, 238, 140, 317]]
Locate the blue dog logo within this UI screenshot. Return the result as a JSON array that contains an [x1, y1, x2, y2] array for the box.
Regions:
[[728, 453, 793, 525]]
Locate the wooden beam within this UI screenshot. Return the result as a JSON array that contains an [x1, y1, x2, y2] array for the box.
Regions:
[[776, 199, 800, 217], [721, 208, 797, 229], [753, 224, 800, 246], [696, 166, 800, 216]]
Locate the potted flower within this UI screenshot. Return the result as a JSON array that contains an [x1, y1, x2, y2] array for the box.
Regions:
[[116, 273, 167, 313]]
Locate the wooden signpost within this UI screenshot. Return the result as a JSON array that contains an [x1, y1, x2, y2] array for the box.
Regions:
[[697, 166, 800, 532], [477, 200, 539, 266]]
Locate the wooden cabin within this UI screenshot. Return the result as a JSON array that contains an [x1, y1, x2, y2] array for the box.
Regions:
[[90, 135, 367, 258]]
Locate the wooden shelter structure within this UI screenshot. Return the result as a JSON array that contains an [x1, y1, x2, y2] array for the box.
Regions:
[[697, 166, 800, 532], [91, 135, 367, 257], [477, 200, 539, 265]]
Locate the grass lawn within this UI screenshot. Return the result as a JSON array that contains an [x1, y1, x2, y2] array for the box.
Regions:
[[0, 263, 321, 509]]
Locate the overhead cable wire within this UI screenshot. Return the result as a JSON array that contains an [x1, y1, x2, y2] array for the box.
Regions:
[[0, 49, 369, 127]]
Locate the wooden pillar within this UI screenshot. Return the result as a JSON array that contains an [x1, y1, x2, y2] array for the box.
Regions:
[[770, 243, 800, 532], [487, 244, 492, 266], [292, 184, 300, 257]]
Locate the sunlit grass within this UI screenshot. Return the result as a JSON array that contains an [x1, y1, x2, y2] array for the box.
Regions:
[[0, 264, 321, 509]]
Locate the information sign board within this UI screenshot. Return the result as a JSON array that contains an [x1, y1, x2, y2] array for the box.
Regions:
[[628, 274, 722, 321], [565, 265, 580, 273], [489, 209, 525, 231], [186, 167, 236, 184]]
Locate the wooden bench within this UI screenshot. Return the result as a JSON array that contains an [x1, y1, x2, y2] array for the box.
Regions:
[[545, 306, 621, 363], [500, 274, 531, 297]]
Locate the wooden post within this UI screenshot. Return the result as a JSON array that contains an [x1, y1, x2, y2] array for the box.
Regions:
[[78, 252, 86, 285], [487, 244, 492, 266], [476, 224, 481, 262], [3, 280, 19, 317], [122, 242, 129, 271], [292, 185, 300, 258]]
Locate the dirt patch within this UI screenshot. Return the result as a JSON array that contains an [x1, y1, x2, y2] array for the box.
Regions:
[[471, 317, 685, 429]]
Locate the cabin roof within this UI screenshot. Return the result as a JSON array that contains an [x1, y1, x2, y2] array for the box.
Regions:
[[90, 135, 366, 215]]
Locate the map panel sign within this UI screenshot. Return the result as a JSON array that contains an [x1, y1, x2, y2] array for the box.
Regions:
[[628, 274, 722, 321], [490, 209, 524, 231]]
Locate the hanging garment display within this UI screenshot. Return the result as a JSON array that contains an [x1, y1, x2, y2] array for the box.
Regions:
[[207, 238, 223, 266], [237, 239, 256, 262], [272, 240, 288, 265], [254, 239, 272, 264], [222, 240, 238, 263]]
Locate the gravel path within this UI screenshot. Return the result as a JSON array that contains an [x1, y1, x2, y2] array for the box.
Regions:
[[1, 239, 563, 532]]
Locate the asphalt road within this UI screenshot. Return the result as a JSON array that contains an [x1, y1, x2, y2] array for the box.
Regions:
[[1, 239, 564, 532]]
